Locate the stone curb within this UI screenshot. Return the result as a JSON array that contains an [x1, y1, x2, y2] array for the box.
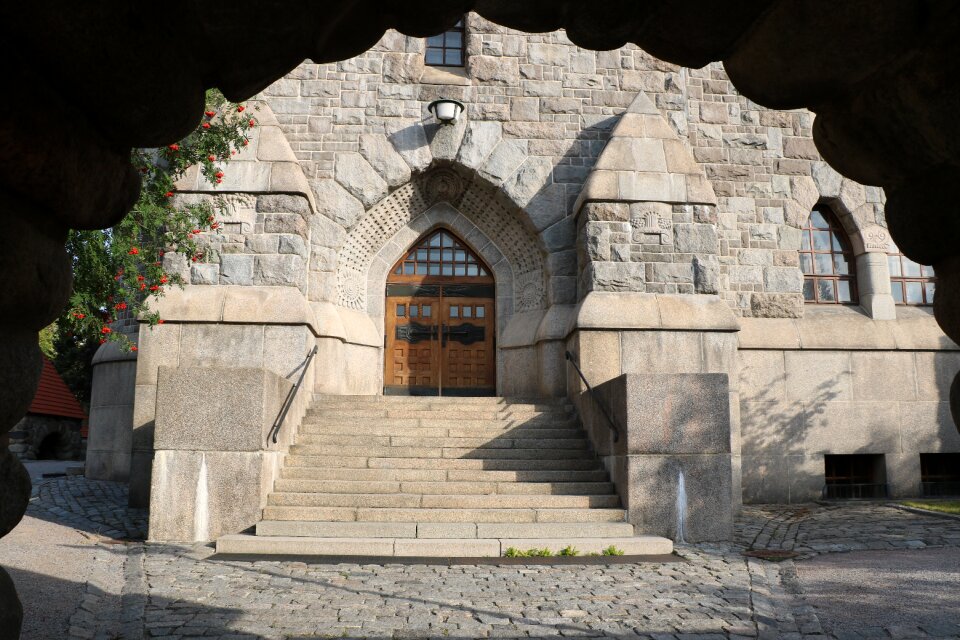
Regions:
[[889, 503, 960, 522]]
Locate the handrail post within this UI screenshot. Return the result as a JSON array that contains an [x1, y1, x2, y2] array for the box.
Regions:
[[269, 345, 318, 445], [565, 350, 620, 443]]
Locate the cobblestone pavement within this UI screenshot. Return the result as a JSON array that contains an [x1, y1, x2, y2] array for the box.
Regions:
[[28, 475, 148, 540], [7, 476, 960, 639], [737, 503, 960, 558]]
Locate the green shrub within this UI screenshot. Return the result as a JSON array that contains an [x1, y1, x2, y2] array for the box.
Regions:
[[558, 545, 580, 556], [601, 545, 624, 556]]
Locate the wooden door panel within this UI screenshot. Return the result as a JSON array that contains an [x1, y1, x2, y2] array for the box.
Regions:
[[384, 297, 440, 392], [441, 298, 495, 391]]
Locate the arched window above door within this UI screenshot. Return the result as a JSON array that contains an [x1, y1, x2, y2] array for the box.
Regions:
[[391, 229, 490, 279], [800, 206, 858, 304]]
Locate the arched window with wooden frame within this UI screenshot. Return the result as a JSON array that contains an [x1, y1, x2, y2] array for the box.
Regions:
[[800, 206, 858, 304], [888, 249, 936, 305], [425, 18, 465, 68]]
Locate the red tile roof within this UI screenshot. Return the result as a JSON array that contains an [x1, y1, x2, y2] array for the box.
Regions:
[[29, 358, 87, 420]]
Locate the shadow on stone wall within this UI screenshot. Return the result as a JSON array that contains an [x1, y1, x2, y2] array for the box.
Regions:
[[741, 377, 844, 502]]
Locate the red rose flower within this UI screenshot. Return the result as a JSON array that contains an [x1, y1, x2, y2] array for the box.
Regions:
[[208, 154, 216, 162], [237, 105, 245, 112], [242, 139, 249, 146], [216, 178, 222, 184], [128, 247, 139, 255], [205, 110, 216, 117], [150, 285, 159, 292], [130, 346, 138, 352], [101, 327, 112, 335], [215, 171, 224, 178], [248, 119, 256, 127], [73, 312, 85, 319], [202, 122, 211, 129], [165, 191, 174, 198], [160, 275, 168, 284], [158, 319, 165, 325], [191, 228, 201, 234], [99, 338, 106, 345], [168, 143, 179, 151]]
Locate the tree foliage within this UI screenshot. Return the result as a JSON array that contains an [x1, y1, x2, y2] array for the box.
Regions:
[[51, 90, 256, 401]]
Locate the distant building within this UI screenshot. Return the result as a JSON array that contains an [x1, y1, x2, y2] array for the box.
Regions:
[[9, 358, 86, 460]]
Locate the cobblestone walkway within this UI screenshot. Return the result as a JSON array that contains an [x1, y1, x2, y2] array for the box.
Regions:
[[736, 503, 960, 558], [28, 475, 148, 540], [10, 476, 960, 639]]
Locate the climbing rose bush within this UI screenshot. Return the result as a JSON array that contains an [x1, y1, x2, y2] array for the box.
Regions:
[[64, 91, 256, 351]]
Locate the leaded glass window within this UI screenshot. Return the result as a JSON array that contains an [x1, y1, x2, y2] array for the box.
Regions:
[[392, 229, 490, 279]]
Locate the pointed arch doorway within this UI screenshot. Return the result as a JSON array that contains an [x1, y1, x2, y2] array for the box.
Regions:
[[384, 228, 496, 396]]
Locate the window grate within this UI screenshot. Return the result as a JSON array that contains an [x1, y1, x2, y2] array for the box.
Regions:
[[822, 483, 889, 500], [921, 481, 960, 497]]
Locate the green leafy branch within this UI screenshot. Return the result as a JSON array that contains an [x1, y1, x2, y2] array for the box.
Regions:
[[64, 90, 257, 351]]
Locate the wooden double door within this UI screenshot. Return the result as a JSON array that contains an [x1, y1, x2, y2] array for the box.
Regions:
[[383, 230, 496, 396]]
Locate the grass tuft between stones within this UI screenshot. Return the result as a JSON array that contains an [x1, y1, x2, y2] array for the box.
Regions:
[[503, 545, 623, 557]]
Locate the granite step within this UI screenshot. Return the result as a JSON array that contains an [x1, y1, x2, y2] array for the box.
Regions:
[[299, 416, 580, 430], [216, 534, 672, 557], [279, 468, 611, 482], [282, 456, 603, 471], [304, 409, 572, 421], [297, 424, 583, 438], [294, 434, 591, 449], [312, 395, 570, 408], [287, 444, 595, 459], [254, 520, 637, 539], [267, 493, 622, 509], [273, 478, 616, 495], [261, 506, 627, 523]]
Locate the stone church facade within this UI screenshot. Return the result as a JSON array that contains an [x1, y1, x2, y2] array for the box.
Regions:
[[86, 15, 960, 545]]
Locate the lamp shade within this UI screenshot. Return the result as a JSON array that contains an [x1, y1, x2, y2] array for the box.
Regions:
[[427, 98, 465, 124]]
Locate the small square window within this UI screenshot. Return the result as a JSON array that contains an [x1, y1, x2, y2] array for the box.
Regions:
[[424, 18, 466, 68]]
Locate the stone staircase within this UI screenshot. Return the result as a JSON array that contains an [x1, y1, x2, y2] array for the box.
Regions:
[[216, 395, 672, 557]]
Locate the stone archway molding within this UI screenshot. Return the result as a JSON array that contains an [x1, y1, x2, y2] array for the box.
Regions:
[[336, 169, 549, 318]]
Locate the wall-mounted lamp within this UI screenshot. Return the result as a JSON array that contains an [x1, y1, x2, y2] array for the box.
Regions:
[[427, 98, 465, 125]]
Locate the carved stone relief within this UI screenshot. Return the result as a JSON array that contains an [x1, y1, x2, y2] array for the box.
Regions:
[[630, 203, 673, 245]]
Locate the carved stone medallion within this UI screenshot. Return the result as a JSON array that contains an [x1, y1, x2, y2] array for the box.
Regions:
[[423, 168, 465, 204]]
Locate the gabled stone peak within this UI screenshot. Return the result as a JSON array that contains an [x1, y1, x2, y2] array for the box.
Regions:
[[574, 91, 716, 217]]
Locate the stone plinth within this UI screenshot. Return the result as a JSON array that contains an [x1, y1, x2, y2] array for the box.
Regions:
[[148, 366, 292, 542], [594, 373, 734, 542]]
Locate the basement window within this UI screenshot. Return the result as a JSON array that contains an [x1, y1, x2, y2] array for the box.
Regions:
[[920, 453, 960, 497], [823, 454, 888, 499]]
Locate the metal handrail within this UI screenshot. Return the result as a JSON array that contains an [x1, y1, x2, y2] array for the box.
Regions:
[[565, 350, 619, 443], [268, 345, 318, 444]]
